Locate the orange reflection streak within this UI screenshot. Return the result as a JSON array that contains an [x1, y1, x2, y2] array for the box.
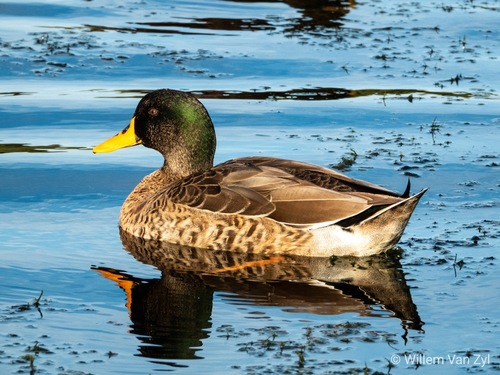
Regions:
[[212, 255, 286, 273], [96, 268, 136, 314]]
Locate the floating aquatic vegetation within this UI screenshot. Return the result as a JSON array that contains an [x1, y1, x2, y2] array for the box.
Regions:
[[330, 149, 358, 171], [0, 143, 88, 154]]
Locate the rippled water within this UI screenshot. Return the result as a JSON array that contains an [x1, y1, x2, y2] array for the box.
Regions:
[[1, 0, 499, 374]]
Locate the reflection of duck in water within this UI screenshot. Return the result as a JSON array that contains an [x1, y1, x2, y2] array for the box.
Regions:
[[96, 266, 212, 361], [94, 230, 423, 362], [93, 89, 426, 257]]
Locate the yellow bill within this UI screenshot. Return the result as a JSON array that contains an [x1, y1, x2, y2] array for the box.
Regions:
[[93, 117, 142, 154]]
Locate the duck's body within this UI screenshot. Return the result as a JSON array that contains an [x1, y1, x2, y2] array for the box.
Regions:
[[94, 89, 426, 257]]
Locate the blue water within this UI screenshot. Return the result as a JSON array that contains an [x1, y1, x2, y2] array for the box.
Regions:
[[1, 0, 499, 374]]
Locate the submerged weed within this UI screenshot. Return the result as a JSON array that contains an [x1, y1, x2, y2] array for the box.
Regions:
[[453, 254, 465, 277], [12, 290, 44, 318], [20, 354, 36, 375], [222, 321, 403, 373], [331, 149, 358, 171], [26, 341, 53, 355], [427, 117, 442, 145]]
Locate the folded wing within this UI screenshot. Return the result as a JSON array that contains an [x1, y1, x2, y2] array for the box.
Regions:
[[162, 157, 404, 229]]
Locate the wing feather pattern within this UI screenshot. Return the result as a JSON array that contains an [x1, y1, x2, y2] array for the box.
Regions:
[[161, 157, 405, 228]]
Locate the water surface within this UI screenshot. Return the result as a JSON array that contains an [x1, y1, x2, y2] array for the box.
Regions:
[[0, 0, 499, 374]]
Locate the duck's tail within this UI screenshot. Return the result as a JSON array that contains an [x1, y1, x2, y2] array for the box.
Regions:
[[355, 188, 428, 252], [312, 188, 427, 257]]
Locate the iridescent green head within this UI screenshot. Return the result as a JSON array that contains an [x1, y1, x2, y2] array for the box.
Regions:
[[94, 89, 217, 177]]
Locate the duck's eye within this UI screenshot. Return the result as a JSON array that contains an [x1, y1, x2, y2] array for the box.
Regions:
[[148, 107, 159, 117]]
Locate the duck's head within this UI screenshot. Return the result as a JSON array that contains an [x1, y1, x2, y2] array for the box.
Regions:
[[93, 89, 216, 177]]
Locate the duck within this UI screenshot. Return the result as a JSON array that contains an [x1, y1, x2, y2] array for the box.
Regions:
[[93, 89, 427, 257]]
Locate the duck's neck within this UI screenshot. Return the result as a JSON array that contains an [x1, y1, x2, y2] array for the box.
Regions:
[[161, 149, 213, 182]]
